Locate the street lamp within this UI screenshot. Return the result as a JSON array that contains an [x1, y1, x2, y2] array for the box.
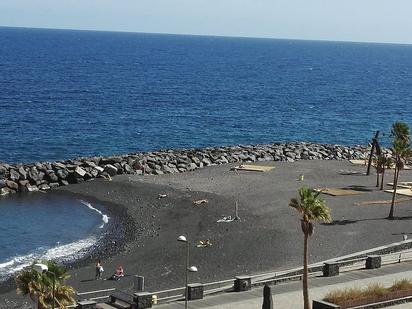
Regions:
[[177, 235, 198, 309], [33, 263, 56, 309]]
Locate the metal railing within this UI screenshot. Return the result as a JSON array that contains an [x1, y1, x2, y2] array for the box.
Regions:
[[74, 247, 412, 306]]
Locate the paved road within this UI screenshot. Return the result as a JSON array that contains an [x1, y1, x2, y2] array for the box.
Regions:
[[156, 261, 412, 308]]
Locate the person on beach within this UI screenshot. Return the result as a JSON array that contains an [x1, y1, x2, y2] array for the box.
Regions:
[[109, 265, 124, 281], [95, 259, 104, 280]]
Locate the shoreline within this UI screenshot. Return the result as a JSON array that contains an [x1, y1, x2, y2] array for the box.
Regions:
[[0, 190, 135, 294]]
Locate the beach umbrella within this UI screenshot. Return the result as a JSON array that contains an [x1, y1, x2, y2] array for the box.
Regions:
[[262, 284, 274, 309]]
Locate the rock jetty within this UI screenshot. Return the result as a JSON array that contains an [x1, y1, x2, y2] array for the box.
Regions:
[[0, 142, 384, 195]]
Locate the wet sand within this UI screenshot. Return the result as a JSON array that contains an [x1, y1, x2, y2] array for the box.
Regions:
[[2, 160, 412, 308]]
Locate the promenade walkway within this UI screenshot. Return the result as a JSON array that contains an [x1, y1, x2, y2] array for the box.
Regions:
[[156, 261, 412, 308]]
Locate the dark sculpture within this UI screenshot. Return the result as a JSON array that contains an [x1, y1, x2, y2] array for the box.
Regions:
[[262, 284, 274, 309]]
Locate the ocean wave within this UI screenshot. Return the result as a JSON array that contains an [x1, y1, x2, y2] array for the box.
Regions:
[[78, 200, 110, 228], [0, 236, 97, 280], [0, 200, 109, 280]]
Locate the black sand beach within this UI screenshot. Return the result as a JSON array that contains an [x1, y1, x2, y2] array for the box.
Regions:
[[2, 159, 412, 308]]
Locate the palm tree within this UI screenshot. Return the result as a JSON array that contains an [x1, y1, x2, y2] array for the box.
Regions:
[[378, 155, 393, 191], [289, 187, 331, 309], [15, 260, 75, 309], [374, 155, 393, 190], [388, 122, 411, 219], [374, 156, 382, 188]]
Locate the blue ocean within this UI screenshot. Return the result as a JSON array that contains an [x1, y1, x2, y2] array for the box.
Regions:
[[1, 27, 412, 164], [0, 193, 107, 279], [1, 27, 412, 279]]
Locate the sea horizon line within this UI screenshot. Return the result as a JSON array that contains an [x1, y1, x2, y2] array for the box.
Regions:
[[1, 25, 412, 47]]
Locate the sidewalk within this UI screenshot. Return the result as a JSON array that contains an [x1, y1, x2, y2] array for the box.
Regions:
[[156, 261, 412, 308]]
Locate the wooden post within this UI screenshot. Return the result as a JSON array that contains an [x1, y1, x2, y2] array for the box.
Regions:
[[367, 131, 380, 175], [234, 201, 240, 220]]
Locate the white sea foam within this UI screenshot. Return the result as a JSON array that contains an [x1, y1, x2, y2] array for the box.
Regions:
[[42, 236, 97, 260], [0, 236, 97, 280], [0, 200, 109, 280], [78, 200, 110, 228]]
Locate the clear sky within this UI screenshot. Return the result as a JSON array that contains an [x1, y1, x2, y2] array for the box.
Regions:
[[1, 0, 411, 44]]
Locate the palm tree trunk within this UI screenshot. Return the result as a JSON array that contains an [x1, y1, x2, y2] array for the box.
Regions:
[[376, 171, 380, 187], [303, 231, 310, 309], [380, 169, 385, 190], [30, 294, 38, 309], [389, 160, 399, 219]]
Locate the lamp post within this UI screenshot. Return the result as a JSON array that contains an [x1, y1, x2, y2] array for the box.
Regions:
[[177, 235, 198, 309], [33, 263, 56, 309]]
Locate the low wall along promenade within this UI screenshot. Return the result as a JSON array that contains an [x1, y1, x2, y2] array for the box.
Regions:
[[0, 142, 381, 195]]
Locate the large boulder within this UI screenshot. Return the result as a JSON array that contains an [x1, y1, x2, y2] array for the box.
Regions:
[[104, 164, 118, 176], [26, 185, 39, 192], [177, 155, 190, 164], [18, 180, 29, 187], [123, 164, 134, 174], [28, 167, 39, 182], [49, 182, 60, 189], [286, 152, 296, 159], [59, 179, 69, 186], [6, 180, 19, 190], [100, 156, 122, 165], [52, 162, 66, 169], [56, 169, 69, 179], [162, 165, 175, 174], [114, 163, 123, 174], [38, 171, 45, 181], [47, 172, 59, 182], [187, 163, 197, 171], [18, 166, 27, 180], [38, 184, 51, 191], [74, 166, 87, 177], [202, 158, 212, 166], [90, 168, 99, 178], [83, 161, 97, 168], [0, 165, 7, 179], [132, 161, 143, 170], [190, 156, 201, 165], [83, 172, 93, 180], [9, 169, 20, 182], [35, 162, 47, 171], [73, 177, 85, 184], [94, 166, 104, 173], [143, 165, 152, 174], [217, 156, 229, 164], [0, 187, 11, 195]]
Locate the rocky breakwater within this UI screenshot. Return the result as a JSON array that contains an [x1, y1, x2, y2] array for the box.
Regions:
[[0, 142, 378, 196]]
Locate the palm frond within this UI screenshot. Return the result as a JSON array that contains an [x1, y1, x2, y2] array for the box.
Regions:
[[15, 260, 75, 309], [289, 187, 332, 230], [391, 122, 410, 142], [289, 197, 302, 212]]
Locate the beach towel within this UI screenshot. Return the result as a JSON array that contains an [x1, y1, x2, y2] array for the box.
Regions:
[[217, 216, 235, 223], [384, 188, 412, 197], [231, 164, 274, 172]]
